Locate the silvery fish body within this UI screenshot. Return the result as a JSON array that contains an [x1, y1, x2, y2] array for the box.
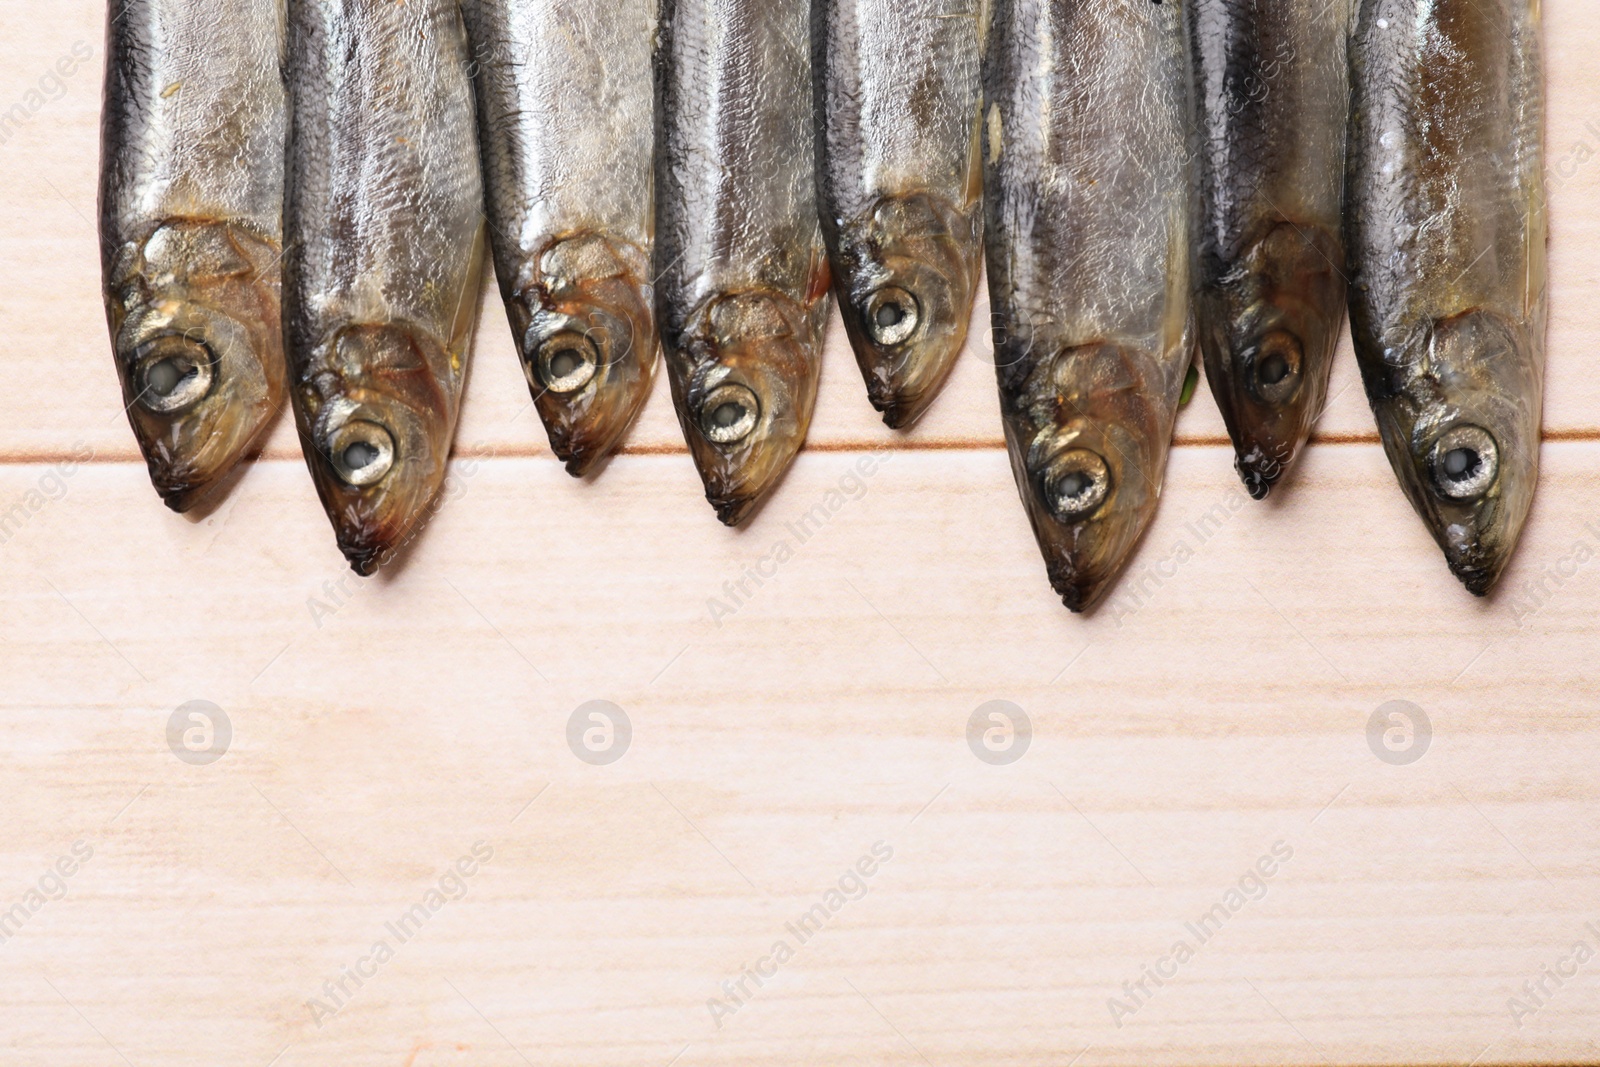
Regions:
[[656, 0, 831, 525], [99, 0, 288, 511], [1187, 0, 1351, 498], [1347, 0, 1545, 594], [984, 0, 1193, 612], [462, 0, 658, 476], [815, 0, 985, 427], [284, 0, 486, 574]]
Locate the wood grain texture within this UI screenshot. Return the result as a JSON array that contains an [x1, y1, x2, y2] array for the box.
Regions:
[[0, 2, 1596, 1066]]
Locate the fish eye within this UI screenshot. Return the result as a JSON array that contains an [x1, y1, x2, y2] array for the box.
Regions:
[[1250, 331, 1302, 404], [328, 419, 396, 487], [698, 382, 760, 444], [133, 335, 216, 415], [863, 286, 920, 347], [534, 331, 599, 394], [1429, 424, 1499, 500], [1043, 449, 1111, 521]]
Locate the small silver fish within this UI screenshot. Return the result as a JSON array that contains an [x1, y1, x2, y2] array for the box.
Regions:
[[284, 0, 486, 574], [655, 0, 831, 525], [99, 0, 288, 511], [462, 0, 659, 476], [815, 0, 986, 427], [1187, 0, 1351, 498], [1347, 0, 1546, 594], [984, 0, 1194, 612]]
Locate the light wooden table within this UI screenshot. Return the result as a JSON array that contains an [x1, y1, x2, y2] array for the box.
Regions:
[[1, 3, 1596, 1065]]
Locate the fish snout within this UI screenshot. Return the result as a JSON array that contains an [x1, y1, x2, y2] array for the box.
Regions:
[[1223, 328, 1310, 498], [999, 340, 1177, 613], [116, 296, 280, 512], [513, 235, 656, 475], [840, 194, 980, 428], [1413, 422, 1513, 596], [1389, 311, 1543, 595], [1016, 431, 1153, 615], [681, 290, 820, 525], [304, 326, 455, 573], [1203, 221, 1344, 497]]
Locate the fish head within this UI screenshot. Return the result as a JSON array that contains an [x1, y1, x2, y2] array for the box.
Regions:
[[512, 234, 657, 476], [677, 290, 821, 526], [1374, 310, 1541, 596], [111, 221, 285, 511], [1201, 222, 1344, 498], [1003, 341, 1172, 613], [836, 194, 981, 428], [300, 324, 456, 575]]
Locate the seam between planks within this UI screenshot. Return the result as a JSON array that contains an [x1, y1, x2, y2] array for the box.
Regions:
[[10, 427, 1600, 467]]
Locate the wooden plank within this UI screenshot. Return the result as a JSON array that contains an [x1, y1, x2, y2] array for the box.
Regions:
[[0, 442, 1598, 1064], [0, 1, 1596, 464]]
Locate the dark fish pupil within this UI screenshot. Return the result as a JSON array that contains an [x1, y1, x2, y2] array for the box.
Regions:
[[549, 349, 582, 378], [1259, 353, 1289, 385], [1443, 447, 1480, 480], [875, 302, 904, 328], [344, 442, 380, 470], [713, 401, 744, 427], [148, 357, 195, 396]]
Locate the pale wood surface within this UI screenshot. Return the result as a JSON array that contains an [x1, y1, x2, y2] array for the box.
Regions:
[[0, 3, 1598, 1066]]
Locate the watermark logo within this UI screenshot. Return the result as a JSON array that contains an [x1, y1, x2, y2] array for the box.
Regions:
[[167, 700, 231, 766], [967, 700, 1031, 765], [567, 701, 631, 765], [706, 449, 892, 626], [0, 41, 94, 148], [305, 841, 494, 1027], [1107, 840, 1294, 1027], [706, 841, 894, 1028], [0, 441, 94, 547], [1367, 700, 1430, 766], [1507, 920, 1600, 1028], [0, 841, 94, 946]]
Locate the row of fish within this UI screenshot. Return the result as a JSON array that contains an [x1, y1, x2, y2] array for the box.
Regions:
[[100, 0, 1546, 605]]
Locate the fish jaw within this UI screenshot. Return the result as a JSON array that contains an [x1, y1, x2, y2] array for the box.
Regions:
[[509, 234, 657, 477], [833, 193, 982, 428], [106, 220, 285, 512], [1365, 310, 1542, 596], [668, 290, 823, 526], [294, 325, 457, 575], [1198, 222, 1344, 499], [1000, 342, 1173, 613]]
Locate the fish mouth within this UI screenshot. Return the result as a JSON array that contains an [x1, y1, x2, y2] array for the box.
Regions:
[[1199, 222, 1344, 499], [297, 324, 456, 574], [1001, 342, 1174, 613], [110, 220, 286, 512], [835, 194, 981, 429], [670, 289, 823, 525], [510, 234, 657, 476]]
